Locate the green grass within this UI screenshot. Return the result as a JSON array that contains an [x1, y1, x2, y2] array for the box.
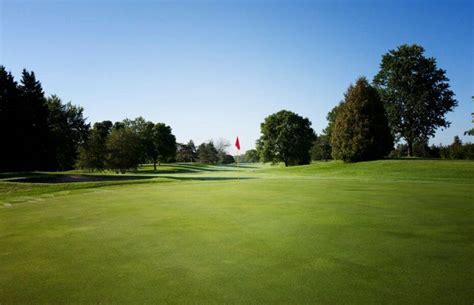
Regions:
[[0, 160, 472, 304]]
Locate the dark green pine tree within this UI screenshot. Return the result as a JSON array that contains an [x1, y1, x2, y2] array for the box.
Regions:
[[18, 69, 50, 170], [0, 66, 21, 171], [331, 77, 393, 162]]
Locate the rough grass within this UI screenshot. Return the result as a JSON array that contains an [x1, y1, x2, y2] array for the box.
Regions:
[[0, 160, 472, 304]]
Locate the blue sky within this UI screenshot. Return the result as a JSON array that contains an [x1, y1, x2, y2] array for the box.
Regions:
[[1, 0, 472, 151]]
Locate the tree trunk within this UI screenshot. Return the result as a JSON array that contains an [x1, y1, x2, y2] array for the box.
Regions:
[[153, 162, 157, 171], [407, 139, 413, 157]]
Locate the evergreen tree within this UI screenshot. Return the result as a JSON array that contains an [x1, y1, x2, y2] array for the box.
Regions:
[[18, 69, 50, 170], [331, 77, 393, 162], [449, 136, 464, 159], [0, 66, 20, 171], [323, 102, 343, 141]]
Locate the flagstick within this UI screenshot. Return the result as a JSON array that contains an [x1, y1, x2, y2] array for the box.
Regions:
[[237, 149, 240, 180], [235, 136, 240, 180]]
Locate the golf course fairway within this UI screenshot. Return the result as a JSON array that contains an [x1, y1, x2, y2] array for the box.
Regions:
[[0, 160, 472, 305]]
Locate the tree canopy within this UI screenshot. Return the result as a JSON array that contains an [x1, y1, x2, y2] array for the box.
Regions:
[[331, 77, 393, 162], [197, 141, 219, 164], [105, 127, 141, 173], [373, 44, 457, 156], [243, 149, 259, 163], [0, 66, 89, 171], [257, 110, 316, 166], [151, 123, 177, 169], [177, 140, 197, 162], [465, 96, 473, 136]]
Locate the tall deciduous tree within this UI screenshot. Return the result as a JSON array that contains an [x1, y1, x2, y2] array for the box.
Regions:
[[177, 140, 197, 162], [257, 110, 316, 166], [215, 138, 230, 164], [197, 141, 219, 164], [124, 117, 156, 164], [465, 96, 473, 136], [46, 95, 89, 170], [243, 149, 259, 163], [151, 123, 176, 170], [373, 44, 457, 156], [105, 127, 141, 173], [331, 77, 393, 162], [77, 121, 112, 171]]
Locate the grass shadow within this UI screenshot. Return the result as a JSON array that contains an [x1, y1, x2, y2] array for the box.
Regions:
[[135, 163, 235, 174], [161, 176, 255, 181], [7, 174, 157, 184]]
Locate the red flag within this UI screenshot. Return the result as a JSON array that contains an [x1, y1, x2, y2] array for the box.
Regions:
[[235, 136, 241, 150]]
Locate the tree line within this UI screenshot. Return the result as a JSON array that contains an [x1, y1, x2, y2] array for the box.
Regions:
[[0, 68, 89, 171], [1, 44, 471, 171], [76, 118, 177, 173], [0, 67, 242, 172], [257, 44, 469, 165]]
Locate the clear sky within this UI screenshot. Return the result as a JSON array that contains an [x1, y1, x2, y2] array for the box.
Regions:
[[1, 0, 473, 152]]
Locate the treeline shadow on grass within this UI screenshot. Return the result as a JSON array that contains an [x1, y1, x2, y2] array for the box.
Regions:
[[6, 174, 157, 184], [161, 176, 255, 181], [3, 173, 254, 184], [136, 163, 239, 174]]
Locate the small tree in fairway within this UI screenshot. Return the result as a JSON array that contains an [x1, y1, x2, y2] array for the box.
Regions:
[[331, 77, 393, 162], [257, 110, 315, 166]]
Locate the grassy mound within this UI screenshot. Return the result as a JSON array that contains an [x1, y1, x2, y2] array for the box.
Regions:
[[262, 159, 474, 181]]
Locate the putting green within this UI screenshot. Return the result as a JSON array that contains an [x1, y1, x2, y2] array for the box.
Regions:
[[0, 160, 473, 304]]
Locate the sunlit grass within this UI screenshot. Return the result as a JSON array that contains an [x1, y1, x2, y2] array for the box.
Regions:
[[0, 160, 472, 304]]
